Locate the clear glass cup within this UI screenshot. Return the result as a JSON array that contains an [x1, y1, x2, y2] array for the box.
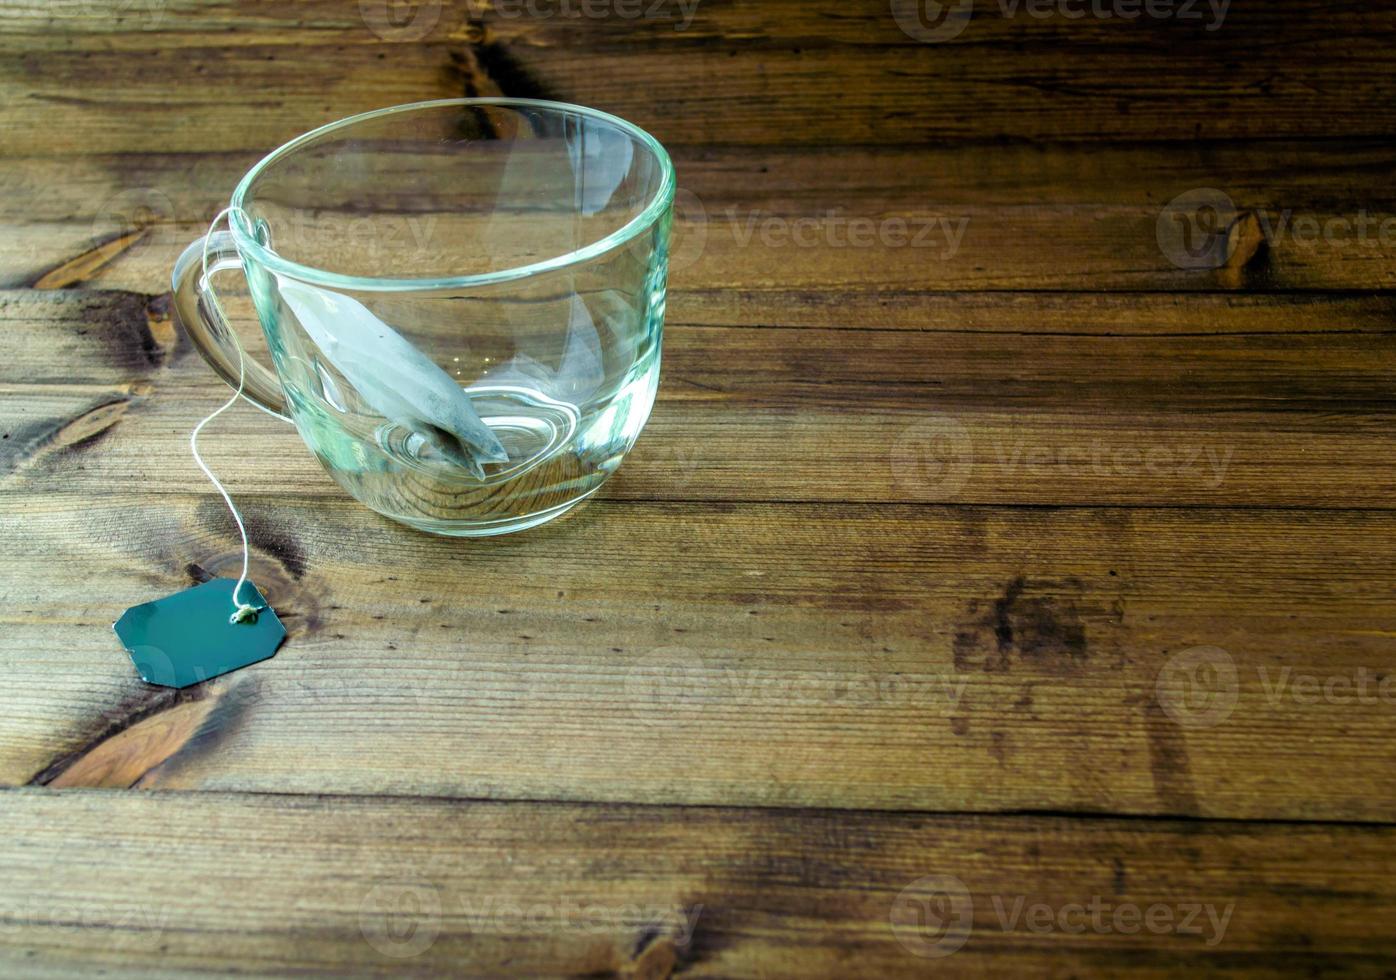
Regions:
[[173, 98, 674, 536]]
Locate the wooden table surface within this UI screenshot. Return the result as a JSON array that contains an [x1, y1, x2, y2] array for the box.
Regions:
[[3, 1, 1396, 976]]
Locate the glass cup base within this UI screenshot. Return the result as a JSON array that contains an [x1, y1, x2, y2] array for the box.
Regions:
[[375, 484, 604, 538]]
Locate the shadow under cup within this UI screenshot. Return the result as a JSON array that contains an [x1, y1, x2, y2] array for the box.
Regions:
[[173, 99, 675, 537]]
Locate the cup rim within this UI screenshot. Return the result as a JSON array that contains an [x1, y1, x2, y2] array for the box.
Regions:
[[228, 97, 676, 293]]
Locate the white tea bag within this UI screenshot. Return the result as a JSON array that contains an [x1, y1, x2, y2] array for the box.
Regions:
[[278, 279, 509, 478]]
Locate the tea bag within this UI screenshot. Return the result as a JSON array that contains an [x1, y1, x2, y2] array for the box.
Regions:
[[278, 279, 509, 478]]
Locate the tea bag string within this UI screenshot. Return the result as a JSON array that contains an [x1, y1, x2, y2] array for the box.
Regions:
[[191, 206, 263, 625]]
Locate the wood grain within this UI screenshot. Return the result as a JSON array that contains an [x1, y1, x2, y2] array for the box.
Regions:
[[4, 1, 1396, 975], [5, 142, 1396, 293], [3, 487, 1396, 819], [1, 789, 1394, 977], [0, 42, 474, 157], [9, 295, 1387, 820], [4, 2, 1396, 147], [3, 290, 1393, 508]]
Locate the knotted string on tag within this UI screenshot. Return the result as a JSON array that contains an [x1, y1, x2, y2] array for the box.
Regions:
[[191, 206, 263, 625]]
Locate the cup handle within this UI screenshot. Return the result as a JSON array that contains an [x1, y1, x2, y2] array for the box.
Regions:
[[172, 230, 291, 422]]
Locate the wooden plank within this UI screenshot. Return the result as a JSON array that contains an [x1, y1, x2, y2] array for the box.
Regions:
[[3, 2, 1396, 146], [447, 46, 1396, 147], [13, 206, 1396, 294], [673, 287, 1396, 332], [0, 0, 1390, 54], [0, 290, 171, 382], [5, 142, 1396, 293], [0, 789, 1394, 977], [2, 6, 1391, 978], [10, 143, 1396, 226], [0, 43, 470, 157], [3, 290, 1394, 508], [2, 489, 1396, 820]]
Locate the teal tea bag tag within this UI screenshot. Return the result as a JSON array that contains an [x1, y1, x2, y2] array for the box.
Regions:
[[119, 210, 289, 690], [114, 579, 286, 688]]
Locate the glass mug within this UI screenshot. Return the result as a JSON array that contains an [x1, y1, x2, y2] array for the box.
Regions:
[[173, 98, 674, 536]]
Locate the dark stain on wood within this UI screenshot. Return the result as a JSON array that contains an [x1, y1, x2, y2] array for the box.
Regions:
[[135, 677, 259, 787], [0, 392, 133, 477], [1142, 697, 1201, 817], [442, 43, 552, 141], [27, 683, 204, 787], [671, 905, 728, 973], [989, 730, 1008, 764], [1219, 210, 1273, 289], [953, 576, 1089, 674], [242, 506, 309, 581], [81, 298, 164, 370], [628, 930, 678, 980], [185, 544, 322, 640], [464, 41, 552, 101], [34, 676, 258, 790], [195, 498, 308, 580]]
